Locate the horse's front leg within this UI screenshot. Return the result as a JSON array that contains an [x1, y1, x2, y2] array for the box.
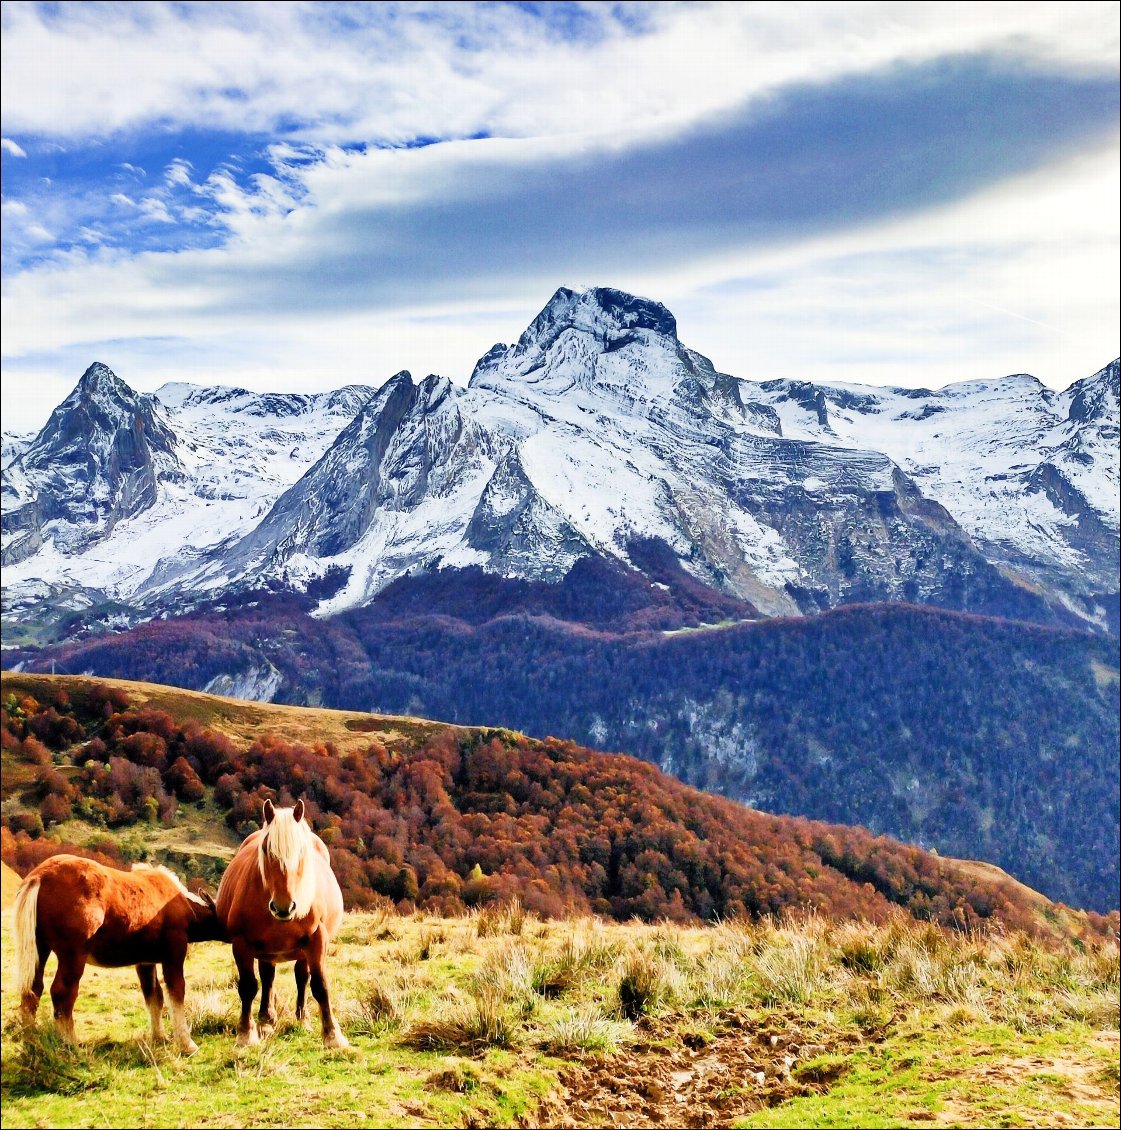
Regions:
[[307, 933, 348, 1049], [137, 964, 165, 1044], [294, 958, 309, 1023], [49, 949, 86, 1043], [233, 940, 260, 1048], [162, 951, 198, 1055], [258, 959, 277, 1032]]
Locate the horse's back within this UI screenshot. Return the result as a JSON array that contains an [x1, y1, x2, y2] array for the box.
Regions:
[[27, 855, 111, 939], [311, 847, 345, 940], [215, 829, 265, 927], [27, 854, 196, 964]]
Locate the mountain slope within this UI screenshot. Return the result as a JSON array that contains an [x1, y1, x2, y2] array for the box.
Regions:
[[2, 372, 373, 620], [1, 363, 182, 566], [2, 287, 1116, 635], [750, 358, 1120, 625]]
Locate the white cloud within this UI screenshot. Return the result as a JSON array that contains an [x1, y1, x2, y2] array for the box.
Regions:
[[0, 197, 52, 245], [0, 3, 1116, 145], [664, 143, 1121, 389], [1, 2, 1117, 434], [138, 196, 175, 224], [1, 136, 27, 156], [164, 158, 194, 187]]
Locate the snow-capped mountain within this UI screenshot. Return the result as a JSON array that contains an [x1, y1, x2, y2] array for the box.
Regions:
[[2, 372, 371, 602], [2, 288, 1117, 636], [2, 363, 182, 567], [747, 360, 1120, 607]]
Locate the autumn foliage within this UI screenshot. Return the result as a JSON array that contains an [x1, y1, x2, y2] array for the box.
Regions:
[[2, 678, 1112, 939]]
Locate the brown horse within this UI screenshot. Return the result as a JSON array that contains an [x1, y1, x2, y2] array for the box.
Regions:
[[12, 854, 224, 1054], [215, 799, 348, 1048]]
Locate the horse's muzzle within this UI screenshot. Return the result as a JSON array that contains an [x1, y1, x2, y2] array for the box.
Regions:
[[268, 900, 295, 921]]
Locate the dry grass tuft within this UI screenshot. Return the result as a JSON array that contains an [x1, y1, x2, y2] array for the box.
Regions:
[[405, 990, 518, 1052], [753, 933, 825, 1006], [3, 1023, 114, 1096], [617, 949, 681, 1019], [346, 972, 418, 1036], [472, 897, 529, 938], [539, 1005, 630, 1055]]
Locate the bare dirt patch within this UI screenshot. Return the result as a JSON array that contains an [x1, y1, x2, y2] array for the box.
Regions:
[[537, 1009, 866, 1129]]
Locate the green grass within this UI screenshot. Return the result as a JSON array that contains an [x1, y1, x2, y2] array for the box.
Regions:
[[2, 907, 1118, 1128], [737, 1022, 1119, 1129]]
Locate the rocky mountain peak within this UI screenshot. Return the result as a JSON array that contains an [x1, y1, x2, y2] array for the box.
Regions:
[[470, 286, 680, 390], [1068, 358, 1120, 425], [520, 285, 677, 347], [22, 363, 178, 472], [76, 360, 127, 396], [2, 363, 182, 565]]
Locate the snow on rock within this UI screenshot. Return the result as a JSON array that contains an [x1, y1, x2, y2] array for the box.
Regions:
[[2, 290, 1117, 634], [203, 662, 283, 703]]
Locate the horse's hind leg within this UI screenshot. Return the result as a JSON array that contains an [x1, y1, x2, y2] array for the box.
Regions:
[[233, 941, 260, 1048], [137, 964, 165, 1044], [294, 958, 309, 1023], [49, 950, 86, 1043], [257, 960, 277, 1032], [21, 939, 49, 1021], [162, 955, 198, 1056]]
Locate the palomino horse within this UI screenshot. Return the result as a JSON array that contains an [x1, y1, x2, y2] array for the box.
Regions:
[[215, 799, 349, 1048], [12, 854, 224, 1054]]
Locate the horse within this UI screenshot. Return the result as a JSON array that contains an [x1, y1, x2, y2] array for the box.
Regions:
[[12, 854, 224, 1054], [215, 799, 349, 1049]]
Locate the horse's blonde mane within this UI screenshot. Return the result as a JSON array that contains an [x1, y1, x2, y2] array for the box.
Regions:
[[132, 862, 209, 906], [260, 807, 312, 873]]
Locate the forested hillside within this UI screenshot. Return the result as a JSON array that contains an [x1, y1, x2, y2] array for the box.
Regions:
[[7, 673, 1111, 939], [13, 597, 1117, 911]]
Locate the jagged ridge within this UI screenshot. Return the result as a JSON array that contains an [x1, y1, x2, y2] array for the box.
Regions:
[[1, 289, 1117, 634]]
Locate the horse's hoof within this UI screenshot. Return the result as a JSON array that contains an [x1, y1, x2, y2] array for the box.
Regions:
[[235, 1027, 260, 1048], [324, 1029, 350, 1050], [178, 1039, 200, 1057]]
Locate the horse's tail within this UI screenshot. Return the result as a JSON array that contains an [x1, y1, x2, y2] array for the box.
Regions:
[[12, 873, 42, 999]]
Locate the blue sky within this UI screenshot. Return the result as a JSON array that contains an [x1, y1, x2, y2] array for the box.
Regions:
[[1, 1, 1118, 431]]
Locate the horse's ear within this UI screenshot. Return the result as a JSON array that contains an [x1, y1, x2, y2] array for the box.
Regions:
[[293, 799, 305, 823], [200, 889, 216, 910], [263, 798, 275, 825]]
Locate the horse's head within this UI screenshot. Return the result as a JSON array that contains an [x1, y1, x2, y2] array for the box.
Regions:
[[186, 888, 227, 942], [258, 799, 315, 922]]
